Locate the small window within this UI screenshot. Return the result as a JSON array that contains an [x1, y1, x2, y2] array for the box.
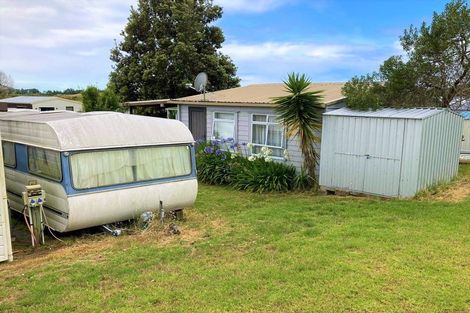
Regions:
[[2, 141, 16, 167], [212, 112, 235, 139], [28, 146, 62, 181], [166, 107, 178, 119], [251, 114, 284, 157], [39, 107, 55, 112], [66, 106, 74, 111]]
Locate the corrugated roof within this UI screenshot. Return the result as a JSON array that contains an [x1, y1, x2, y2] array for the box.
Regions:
[[459, 111, 470, 120], [324, 107, 455, 119], [168, 83, 345, 107], [0, 96, 60, 104], [0, 110, 194, 151]]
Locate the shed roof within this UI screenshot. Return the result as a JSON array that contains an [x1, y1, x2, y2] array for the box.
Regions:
[[168, 83, 345, 107], [0, 110, 193, 151], [459, 111, 470, 120], [323, 107, 457, 119], [0, 96, 79, 105]]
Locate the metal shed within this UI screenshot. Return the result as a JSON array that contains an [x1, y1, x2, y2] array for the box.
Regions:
[[460, 111, 470, 154], [319, 108, 463, 198]]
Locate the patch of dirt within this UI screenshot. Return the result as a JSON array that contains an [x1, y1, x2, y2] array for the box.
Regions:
[[433, 180, 470, 202]]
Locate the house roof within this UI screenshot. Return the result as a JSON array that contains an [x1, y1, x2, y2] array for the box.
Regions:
[[0, 110, 194, 151], [168, 82, 345, 107], [324, 107, 459, 120], [0, 96, 80, 105]]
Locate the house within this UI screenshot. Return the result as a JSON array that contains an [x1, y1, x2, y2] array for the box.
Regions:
[[167, 83, 346, 170], [0, 96, 82, 112], [460, 111, 470, 156]]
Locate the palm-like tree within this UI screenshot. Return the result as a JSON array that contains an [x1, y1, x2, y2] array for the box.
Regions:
[[273, 73, 324, 182]]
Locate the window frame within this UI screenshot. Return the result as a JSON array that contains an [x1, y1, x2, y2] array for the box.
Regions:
[[27, 146, 63, 182], [166, 107, 179, 120], [2, 141, 16, 168], [66, 106, 74, 111], [69, 144, 193, 191], [212, 111, 236, 140], [250, 113, 284, 158]]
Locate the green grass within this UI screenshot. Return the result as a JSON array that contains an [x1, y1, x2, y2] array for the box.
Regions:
[[1, 165, 469, 313]]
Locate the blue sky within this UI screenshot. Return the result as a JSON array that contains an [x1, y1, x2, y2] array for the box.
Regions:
[[0, 0, 449, 91]]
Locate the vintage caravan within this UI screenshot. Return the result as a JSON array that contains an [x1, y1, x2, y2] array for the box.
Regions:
[[0, 110, 197, 232]]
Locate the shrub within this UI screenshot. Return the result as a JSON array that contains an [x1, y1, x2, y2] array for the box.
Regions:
[[293, 167, 315, 191], [231, 157, 296, 193], [196, 138, 315, 193], [196, 141, 232, 185]]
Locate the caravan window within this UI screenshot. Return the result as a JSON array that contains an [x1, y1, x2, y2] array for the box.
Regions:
[[70, 145, 192, 189], [27, 147, 62, 181], [2, 141, 16, 167]]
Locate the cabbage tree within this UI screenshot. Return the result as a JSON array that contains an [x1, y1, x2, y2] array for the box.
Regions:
[[273, 73, 324, 182]]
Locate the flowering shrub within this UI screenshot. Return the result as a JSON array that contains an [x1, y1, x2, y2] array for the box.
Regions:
[[196, 138, 313, 192]]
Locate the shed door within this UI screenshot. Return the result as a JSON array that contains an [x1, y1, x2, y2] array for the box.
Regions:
[[362, 119, 405, 197], [189, 107, 207, 141]]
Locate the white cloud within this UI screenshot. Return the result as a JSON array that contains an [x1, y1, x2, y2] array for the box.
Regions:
[[222, 41, 396, 84], [0, 0, 136, 90]]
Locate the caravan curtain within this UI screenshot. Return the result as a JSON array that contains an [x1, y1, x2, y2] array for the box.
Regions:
[[70, 145, 191, 189]]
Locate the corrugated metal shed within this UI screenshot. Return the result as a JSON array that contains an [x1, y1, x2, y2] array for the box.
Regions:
[[0, 110, 194, 151], [320, 108, 463, 198], [460, 111, 470, 154]]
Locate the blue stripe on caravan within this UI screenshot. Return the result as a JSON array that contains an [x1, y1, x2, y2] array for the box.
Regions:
[[11, 144, 197, 196]]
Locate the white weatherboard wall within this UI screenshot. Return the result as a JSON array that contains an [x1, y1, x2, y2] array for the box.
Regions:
[[462, 120, 470, 154], [0, 132, 13, 262], [319, 108, 463, 198]]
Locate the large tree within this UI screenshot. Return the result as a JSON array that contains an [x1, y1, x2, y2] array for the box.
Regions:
[[0, 71, 14, 98], [109, 0, 240, 101], [343, 0, 469, 110]]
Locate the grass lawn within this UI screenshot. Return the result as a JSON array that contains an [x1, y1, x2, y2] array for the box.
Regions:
[[1, 165, 469, 313]]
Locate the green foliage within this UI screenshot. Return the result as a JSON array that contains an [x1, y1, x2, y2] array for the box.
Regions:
[[196, 139, 310, 193], [293, 167, 315, 191], [196, 142, 232, 185], [99, 86, 121, 111], [109, 0, 240, 101], [342, 73, 384, 110], [343, 0, 470, 109], [81, 86, 100, 112], [81, 86, 122, 112], [273, 73, 323, 180], [231, 158, 296, 193]]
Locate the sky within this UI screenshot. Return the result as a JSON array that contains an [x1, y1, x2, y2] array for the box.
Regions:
[[0, 0, 450, 91]]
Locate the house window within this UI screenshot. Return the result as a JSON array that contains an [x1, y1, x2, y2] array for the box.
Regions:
[[166, 107, 179, 120], [251, 114, 283, 157], [39, 107, 55, 112], [212, 112, 235, 140], [2, 141, 16, 168], [27, 146, 62, 181], [66, 106, 74, 111]]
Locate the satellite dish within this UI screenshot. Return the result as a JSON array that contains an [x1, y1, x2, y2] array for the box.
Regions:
[[193, 72, 208, 93]]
